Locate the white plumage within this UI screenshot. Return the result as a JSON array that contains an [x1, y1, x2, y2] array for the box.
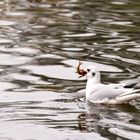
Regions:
[[83, 66, 140, 104]]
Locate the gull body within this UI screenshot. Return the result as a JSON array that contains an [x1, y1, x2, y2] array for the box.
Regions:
[[84, 66, 140, 104]]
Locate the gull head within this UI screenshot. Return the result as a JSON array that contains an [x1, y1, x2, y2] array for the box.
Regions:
[[76, 61, 100, 82], [86, 66, 99, 80]]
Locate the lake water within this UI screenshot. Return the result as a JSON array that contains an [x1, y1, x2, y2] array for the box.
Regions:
[[0, 0, 140, 140]]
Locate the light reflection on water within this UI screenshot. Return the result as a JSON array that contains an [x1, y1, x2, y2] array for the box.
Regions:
[[0, 0, 140, 140]]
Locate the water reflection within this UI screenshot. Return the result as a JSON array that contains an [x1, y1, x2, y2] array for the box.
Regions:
[[84, 102, 140, 139], [0, 0, 140, 140]]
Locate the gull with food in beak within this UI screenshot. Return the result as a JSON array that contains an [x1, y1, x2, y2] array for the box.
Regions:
[[77, 61, 140, 104]]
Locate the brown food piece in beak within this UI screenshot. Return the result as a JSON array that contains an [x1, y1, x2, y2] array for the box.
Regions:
[[76, 61, 87, 78]]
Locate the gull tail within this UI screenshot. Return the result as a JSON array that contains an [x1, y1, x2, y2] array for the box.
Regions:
[[112, 89, 140, 104]]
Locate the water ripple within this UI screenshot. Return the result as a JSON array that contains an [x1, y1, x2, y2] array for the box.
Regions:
[[0, 0, 139, 140]]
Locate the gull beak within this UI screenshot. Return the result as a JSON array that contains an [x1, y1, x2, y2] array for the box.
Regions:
[[76, 61, 87, 78]]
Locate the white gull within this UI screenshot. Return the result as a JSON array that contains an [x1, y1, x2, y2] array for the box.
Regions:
[[77, 62, 140, 104]]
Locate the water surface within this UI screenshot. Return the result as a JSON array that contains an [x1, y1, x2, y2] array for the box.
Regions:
[[0, 0, 140, 140]]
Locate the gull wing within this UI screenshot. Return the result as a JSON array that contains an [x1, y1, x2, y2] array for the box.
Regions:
[[88, 84, 137, 104]]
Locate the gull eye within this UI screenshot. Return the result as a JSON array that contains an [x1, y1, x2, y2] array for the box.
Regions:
[[87, 69, 90, 72], [92, 72, 95, 76]]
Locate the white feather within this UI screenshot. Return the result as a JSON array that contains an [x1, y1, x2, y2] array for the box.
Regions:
[[84, 66, 140, 104]]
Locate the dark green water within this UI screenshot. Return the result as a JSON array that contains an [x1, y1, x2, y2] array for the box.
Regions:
[[0, 0, 140, 140]]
